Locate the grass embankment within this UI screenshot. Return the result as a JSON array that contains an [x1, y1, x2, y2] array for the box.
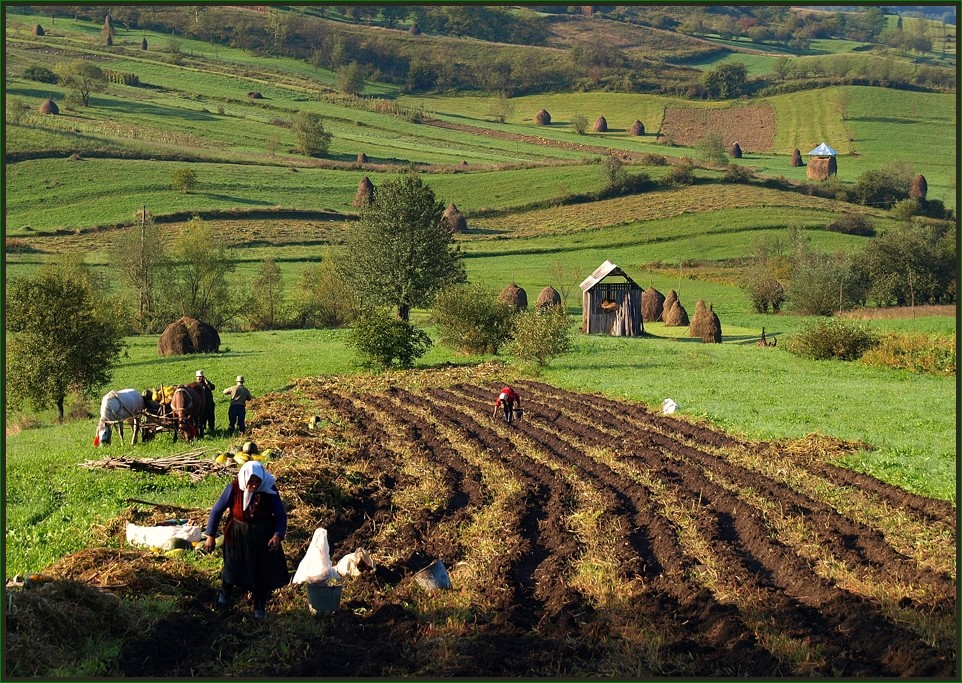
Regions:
[[5, 315, 955, 576]]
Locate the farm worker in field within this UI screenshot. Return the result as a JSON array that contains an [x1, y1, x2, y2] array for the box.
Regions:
[[195, 370, 216, 435], [205, 460, 288, 621], [223, 375, 253, 436], [494, 385, 522, 425]]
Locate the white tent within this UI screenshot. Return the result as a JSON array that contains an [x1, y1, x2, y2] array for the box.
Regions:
[[807, 142, 838, 156]]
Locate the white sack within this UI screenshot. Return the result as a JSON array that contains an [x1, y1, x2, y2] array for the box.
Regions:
[[335, 548, 375, 577], [662, 398, 679, 415], [292, 527, 338, 584], [125, 522, 202, 548]]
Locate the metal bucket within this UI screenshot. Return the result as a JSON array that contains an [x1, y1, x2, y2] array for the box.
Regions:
[[414, 560, 452, 591], [513, 408, 523, 422], [306, 582, 343, 615]]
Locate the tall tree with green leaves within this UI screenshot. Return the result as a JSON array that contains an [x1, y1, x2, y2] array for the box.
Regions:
[[342, 172, 466, 321], [163, 216, 238, 328], [7, 264, 127, 421], [246, 257, 286, 330], [56, 60, 105, 107], [291, 111, 332, 157], [111, 207, 167, 332]]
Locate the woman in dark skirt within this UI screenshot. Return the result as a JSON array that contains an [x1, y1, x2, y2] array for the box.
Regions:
[[205, 460, 288, 620]]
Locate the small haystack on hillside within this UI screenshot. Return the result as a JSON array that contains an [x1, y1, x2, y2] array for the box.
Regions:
[[247, 91, 263, 99], [536, 285, 562, 311], [39, 99, 59, 115], [158, 317, 220, 356], [499, 283, 528, 311], [790, 149, 804, 167], [593, 116, 608, 132], [409, 23, 421, 35], [661, 289, 678, 321], [629, 120, 645, 136], [663, 300, 689, 327], [642, 286, 665, 322], [806, 142, 838, 181], [910, 174, 927, 200], [705, 304, 722, 343], [730, 142, 742, 158], [357, 152, 368, 163], [141, 37, 148, 50], [353, 176, 375, 208], [443, 204, 467, 233], [33, 24, 45, 36], [535, 109, 551, 126]]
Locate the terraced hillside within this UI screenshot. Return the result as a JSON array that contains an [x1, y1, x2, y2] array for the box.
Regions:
[[17, 370, 955, 678]]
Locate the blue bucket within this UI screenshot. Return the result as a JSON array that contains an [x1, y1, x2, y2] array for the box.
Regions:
[[414, 560, 452, 591], [306, 582, 343, 615]]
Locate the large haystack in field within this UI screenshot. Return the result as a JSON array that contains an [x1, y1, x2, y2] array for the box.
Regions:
[[443, 204, 467, 233], [536, 285, 562, 311], [499, 283, 528, 311], [535, 109, 551, 125], [39, 99, 59, 115], [593, 116, 608, 132], [806, 142, 838, 181], [663, 300, 689, 327], [688, 300, 721, 342], [790, 149, 804, 167], [688, 299, 709, 338], [807, 156, 837, 180], [158, 317, 220, 356], [661, 289, 678, 321], [33, 24, 45, 36], [353, 176, 375, 207], [705, 304, 722, 343], [730, 142, 742, 158], [910, 174, 927, 200], [642, 286, 665, 322], [629, 120, 645, 136]]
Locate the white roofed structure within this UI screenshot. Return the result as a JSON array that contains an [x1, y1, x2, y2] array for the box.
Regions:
[[807, 142, 838, 156]]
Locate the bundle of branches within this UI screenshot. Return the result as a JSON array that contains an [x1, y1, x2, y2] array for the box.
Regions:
[[80, 450, 227, 481]]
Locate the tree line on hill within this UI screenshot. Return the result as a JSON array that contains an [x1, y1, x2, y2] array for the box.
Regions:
[[17, 5, 954, 97]]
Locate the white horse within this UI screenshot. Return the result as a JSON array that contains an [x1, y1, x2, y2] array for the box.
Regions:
[[95, 389, 145, 446]]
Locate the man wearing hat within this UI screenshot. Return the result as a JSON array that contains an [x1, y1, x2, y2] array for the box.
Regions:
[[194, 370, 216, 435], [223, 375, 253, 437]]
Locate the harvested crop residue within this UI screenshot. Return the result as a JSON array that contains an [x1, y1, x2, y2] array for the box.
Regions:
[[661, 103, 776, 152]]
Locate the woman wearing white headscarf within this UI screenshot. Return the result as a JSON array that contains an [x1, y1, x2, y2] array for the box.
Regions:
[[205, 460, 288, 620]]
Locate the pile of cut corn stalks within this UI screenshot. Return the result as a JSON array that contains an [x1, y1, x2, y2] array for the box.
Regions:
[[80, 449, 230, 481]]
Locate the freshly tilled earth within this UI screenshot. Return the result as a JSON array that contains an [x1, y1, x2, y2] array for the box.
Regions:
[[24, 375, 957, 678]]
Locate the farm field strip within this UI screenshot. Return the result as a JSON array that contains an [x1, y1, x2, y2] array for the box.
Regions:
[[273, 376, 958, 676]]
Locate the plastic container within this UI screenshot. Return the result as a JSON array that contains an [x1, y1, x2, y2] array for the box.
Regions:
[[306, 581, 343, 616], [414, 560, 452, 591]]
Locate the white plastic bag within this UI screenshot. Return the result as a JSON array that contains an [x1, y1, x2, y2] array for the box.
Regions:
[[662, 398, 679, 415], [125, 522, 202, 548], [293, 527, 339, 584], [335, 548, 375, 577]]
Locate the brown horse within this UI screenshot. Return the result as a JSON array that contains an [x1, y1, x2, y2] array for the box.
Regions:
[[170, 384, 206, 441]]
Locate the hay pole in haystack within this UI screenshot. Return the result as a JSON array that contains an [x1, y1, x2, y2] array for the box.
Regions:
[[806, 142, 837, 181], [579, 260, 643, 336]]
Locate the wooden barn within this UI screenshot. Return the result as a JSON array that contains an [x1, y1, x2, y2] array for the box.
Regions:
[[580, 260, 644, 336]]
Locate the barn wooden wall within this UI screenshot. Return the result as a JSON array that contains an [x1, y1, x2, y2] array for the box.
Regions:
[[582, 283, 643, 336]]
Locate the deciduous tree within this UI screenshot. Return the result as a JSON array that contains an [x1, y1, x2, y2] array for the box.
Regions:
[[291, 111, 332, 157], [56, 60, 105, 107]]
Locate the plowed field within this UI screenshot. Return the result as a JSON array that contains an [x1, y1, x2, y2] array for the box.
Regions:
[[32, 373, 958, 678]]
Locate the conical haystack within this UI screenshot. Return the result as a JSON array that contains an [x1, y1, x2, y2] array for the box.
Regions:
[[442, 204, 467, 233], [353, 176, 375, 207], [642, 286, 665, 323], [105, 34, 113, 46], [593, 115, 608, 132], [629, 120, 645, 136], [33, 24, 45, 36], [499, 283, 528, 311], [910, 174, 927, 200], [158, 317, 220, 356], [729, 142, 742, 158], [357, 152, 368, 163], [806, 156, 837, 181], [39, 98, 59, 115], [141, 37, 148, 50], [688, 299, 709, 338], [247, 91, 263, 99], [661, 289, 678, 321], [704, 304, 722, 343], [790, 149, 803, 167], [409, 23, 421, 35], [663, 300, 689, 327], [534, 109, 551, 125], [536, 285, 562, 311]]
